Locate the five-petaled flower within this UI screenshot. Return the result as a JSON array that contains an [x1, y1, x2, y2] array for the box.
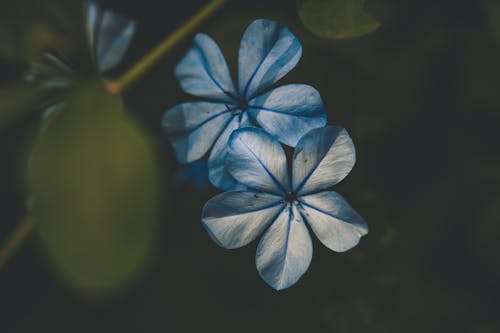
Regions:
[[202, 126, 368, 290], [163, 19, 327, 190]]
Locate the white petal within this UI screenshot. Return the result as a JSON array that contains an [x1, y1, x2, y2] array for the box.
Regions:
[[227, 128, 290, 195], [238, 19, 302, 99], [248, 84, 327, 147], [175, 34, 236, 102], [292, 126, 356, 195], [202, 191, 285, 249], [256, 205, 313, 290], [162, 102, 233, 163], [298, 191, 368, 252]]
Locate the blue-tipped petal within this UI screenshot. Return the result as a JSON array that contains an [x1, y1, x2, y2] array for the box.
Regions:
[[238, 19, 302, 99], [162, 102, 233, 164], [298, 191, 367, 252], [202, 191, 285, 249], [256, 204, 313, 290], [293, 126, 356, 195], [248, 84, 327, 147], [86, 2, 136, 73], [227, 128, 290, 195], [176, 34, 237, 102], [208, 113, 251, 191]]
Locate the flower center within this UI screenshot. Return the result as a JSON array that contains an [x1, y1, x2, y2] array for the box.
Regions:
[[239, 100, 249, 111], [284, 192, 297, 203], [233, 94, 248, 111], [224, 92, 249, 114]]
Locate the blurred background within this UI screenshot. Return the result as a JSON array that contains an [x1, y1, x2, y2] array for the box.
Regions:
[[1, 0, 500, 332]]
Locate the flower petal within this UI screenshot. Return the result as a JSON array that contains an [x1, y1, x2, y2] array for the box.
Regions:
[[202, 191, 285, 249], [24, 52, 74, 88], [298, 191, 368, 252], [86, 2, 136, 73], [175, 34, 237, 102], [256, 204, 313, 290], [248, 84, 327, 147], [293, 126, 356, 195], [162, 102, 233, 163], [227, 128, 290, 195], [238, 19, 302, 99], [85, 2, 99, 51], [208, 113, 251, 191]]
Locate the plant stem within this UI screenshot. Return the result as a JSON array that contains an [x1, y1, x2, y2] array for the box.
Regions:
[[0, 217, 35, 271], [107, 0, 229, 95]]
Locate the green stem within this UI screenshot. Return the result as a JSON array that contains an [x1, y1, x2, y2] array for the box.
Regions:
[[0, 217, 35, 270], [107, 0, 229, 94]]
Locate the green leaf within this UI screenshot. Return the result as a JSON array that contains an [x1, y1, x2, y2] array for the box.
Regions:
[[28, 81, 160, 296], [297, 0, 380, 39]]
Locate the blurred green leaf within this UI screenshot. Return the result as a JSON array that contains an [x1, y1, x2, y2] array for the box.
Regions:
[[297, 0, 380, 39], [28, 81, 160, 296]]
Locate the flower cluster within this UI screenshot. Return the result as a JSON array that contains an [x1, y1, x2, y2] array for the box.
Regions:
[[164, 19, 368, 290]]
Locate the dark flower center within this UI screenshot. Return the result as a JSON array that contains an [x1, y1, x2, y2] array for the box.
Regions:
[[284, 192, 297, 203], [224, 91, 249, 113], [234, 96, 248, 111]]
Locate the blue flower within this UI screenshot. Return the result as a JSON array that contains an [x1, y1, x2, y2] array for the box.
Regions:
[[202, 126, 368, 290], [24, 1, 136, 124], [162, 19, 327, 190], [25, 1, 136, 88]]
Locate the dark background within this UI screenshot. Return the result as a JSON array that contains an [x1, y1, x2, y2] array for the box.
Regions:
[[1, 0, 500, 332]]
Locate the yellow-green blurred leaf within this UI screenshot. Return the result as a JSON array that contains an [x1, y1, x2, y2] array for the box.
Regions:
[[297, 0, 380, 39], [28, 81, 160, 296]]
